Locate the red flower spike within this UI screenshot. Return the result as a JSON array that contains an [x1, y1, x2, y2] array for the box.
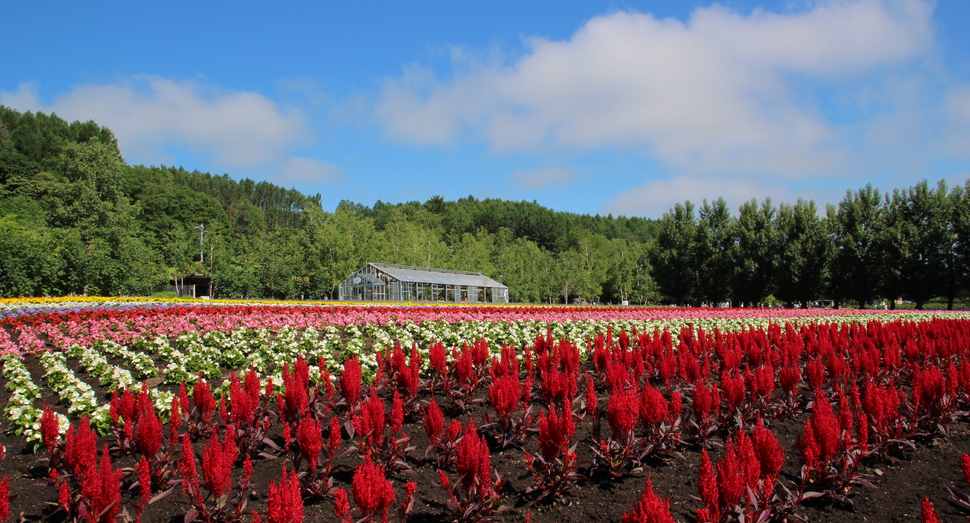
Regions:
[[64, 417, 97, 480], [736, 431, 760, 489], [716, 440, 744, 510], [296, 416, 322, 472], [137, 405, 163, 461], [0, 476, 9, 522], [639, 383, 668, 427], [585, 374, 599, 419], [538, 406, 573, 463], [751, 421, 784, 480], [138, 456, 152, 508], [267, 466, 304, 523], [607, 388, 638, 439], [333, 488, 352, 523], [193, 378, 216, 424], [340, 356, 363, 408], [424, 398, 444, 446], [621, 476, 676, 523], [698, 450, 719, 517], [390, 391, 405, 439], [82, 445, 122, 523], [455, 419, 492, 500], [327, 416, 342, 475], [921, 496, 940, 523], [201, 426, 237, 497], [40, 404, 60, 457], [352, 456, 395, 523], [333, 489, 351, 523]]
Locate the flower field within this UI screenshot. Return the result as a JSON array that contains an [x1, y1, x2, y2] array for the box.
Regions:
[[1, 299, 970, 522]]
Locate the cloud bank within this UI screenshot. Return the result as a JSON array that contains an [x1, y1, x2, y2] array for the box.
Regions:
[[0, 77, 339, 189], [374, 0, 940, 215]]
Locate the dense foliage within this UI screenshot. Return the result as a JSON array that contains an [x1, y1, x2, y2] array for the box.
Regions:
[[1, 106, 969, 308]]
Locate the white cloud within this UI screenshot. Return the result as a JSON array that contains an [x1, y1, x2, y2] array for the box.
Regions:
[[1, 76, 311, 168], [947, 86, 970, 158], [509, 166, 576, 190], [374, 0, 934, 177], [605, 174, 834, 219], [276, 157, 345, 186]]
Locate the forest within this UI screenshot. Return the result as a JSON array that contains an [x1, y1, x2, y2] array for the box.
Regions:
[[0, 105, 968, 308]]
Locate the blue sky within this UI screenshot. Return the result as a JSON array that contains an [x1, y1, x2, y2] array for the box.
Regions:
[[3, 0, 969, 218]]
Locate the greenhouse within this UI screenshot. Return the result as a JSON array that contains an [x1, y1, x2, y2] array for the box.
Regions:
[[338, 262, 509, 303]]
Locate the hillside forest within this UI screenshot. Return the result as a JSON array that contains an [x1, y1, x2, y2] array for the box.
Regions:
[[1, 106, 968, 309]]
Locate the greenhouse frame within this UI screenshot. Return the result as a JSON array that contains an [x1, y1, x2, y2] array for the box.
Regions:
[[338, 262, 509, 303]]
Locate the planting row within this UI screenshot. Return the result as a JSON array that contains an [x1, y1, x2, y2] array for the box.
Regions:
[[6, 317, 970, 521]]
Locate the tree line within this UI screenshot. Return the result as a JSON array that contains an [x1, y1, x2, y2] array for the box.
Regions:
[[0, 106, 967, 308]]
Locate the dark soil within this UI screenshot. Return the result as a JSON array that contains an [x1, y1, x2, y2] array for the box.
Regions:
[[1, 353, 969, 523]]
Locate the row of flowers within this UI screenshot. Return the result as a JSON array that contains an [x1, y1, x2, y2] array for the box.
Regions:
[[10, 314, 970, 522]]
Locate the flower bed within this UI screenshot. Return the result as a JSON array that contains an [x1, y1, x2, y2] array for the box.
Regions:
[[0, 301, 969, 522]]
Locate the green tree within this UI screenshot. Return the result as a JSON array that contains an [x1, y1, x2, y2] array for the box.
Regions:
[[650, 201, 698, 305], [695, 198, 734, 305], [774, 199, 829, 307], [884, 180, 954, 310], [826, 186, 885, 308], [730, 198, 778, 306]]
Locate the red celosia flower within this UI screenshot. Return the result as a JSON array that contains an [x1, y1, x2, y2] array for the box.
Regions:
[[340, 356, 363, 408], [698, 450, 719, 518], [169, 394, 182, 445], [488, 374, 521, 421], [119, 388, 137, 425], [282, 361, 310, 422], [352, 456, 395, 523], [621, 476, 676, 523], [193, 377, 216, 424], [201, 426, 237, 497], [797, 421, 819, 472], [296, 416, 322, 472], [692, 380, 719, 422], [607, 388, 638, 439], [178, 382, 190, 416], [0, 476, 9, 522], [40, 404, 60, 457], [455, 419, 492, 500], [229, 373, 257, 427], [64, 417, 97, 480], [180, 433, 201, 503], [455, 348, 475, 389], [585, 374, 599, 419], [429, 342, 448, 378], [424, 398, 444, 446], [138, 456, 152, 508], [538, 406, 574, 463], [333, 488, 352, 523], [717, 440, 744, 510], [639, 384, 668, 427], [751, 421, 784, 480], [81, 445, 122, 523], [136, 405, 163, 460], [668, 391, 682, 423], [809, 391, 841, 464], [267, 466, 304, 523], [327, 416, 342, 475], [735, 431, 760, 489], [389, 391, 405, 439], [720, 370, 745, 412], [357, 389, 386, 449], [921, 496, 940, 523]]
